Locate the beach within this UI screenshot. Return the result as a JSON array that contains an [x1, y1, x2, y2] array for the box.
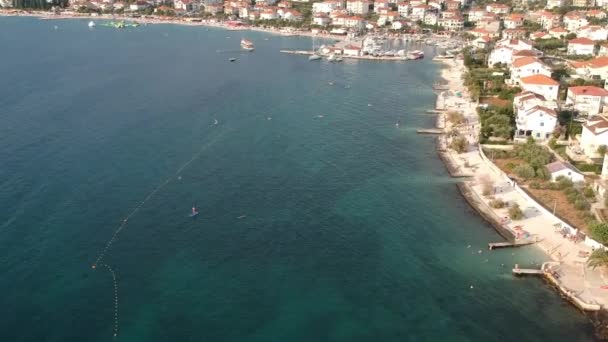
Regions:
[[437, 57, 608, 337], [0, 8, 344, 40]]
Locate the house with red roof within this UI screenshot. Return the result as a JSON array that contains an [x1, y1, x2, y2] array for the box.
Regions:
[[504, 14, 524, 29], [472, 36, 492, 49], [502, 28, 526, 39], [467, 7, 487, 22], [520, 74, 560, 101], [586, 9, 607, 19], [530, 31, 551, 41], [581, 115, 608, 158], [539, 12, 561, 30], [564, 11, 588, 32], [566, 86, 608, 115], [577, 25, 608, 42], [510, 57, 552, 85], [486, 3, 509, 15], [568, 37, 596, 55], [549, 27, 568, 39]]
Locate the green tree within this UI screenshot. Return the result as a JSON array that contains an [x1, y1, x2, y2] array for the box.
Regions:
[[590, 222, 608, 245], [598, 145, 607, 155], [514, 164, 535, 179], [588, 248, 608, 269]]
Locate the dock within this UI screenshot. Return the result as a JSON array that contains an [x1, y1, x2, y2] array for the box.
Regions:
[[512, 268, 544, 276], [416, 128, 444, 134], [279, 50, 420, 62], [488, 240, 537, 250]]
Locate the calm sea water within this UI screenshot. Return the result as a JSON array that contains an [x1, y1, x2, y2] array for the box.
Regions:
[[0, 17, 599, 341]]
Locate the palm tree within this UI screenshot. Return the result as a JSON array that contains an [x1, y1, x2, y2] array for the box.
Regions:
[[587, 249, 608, 269]]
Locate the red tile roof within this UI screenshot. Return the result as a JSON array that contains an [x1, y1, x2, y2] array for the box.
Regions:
[[512, 56, 541, 68], [569, 37, 595, 45], [521, 74, 559, 86], [569, 86, 608, 97]]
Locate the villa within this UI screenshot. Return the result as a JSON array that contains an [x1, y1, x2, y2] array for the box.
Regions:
[[566, 86, 608, 116]]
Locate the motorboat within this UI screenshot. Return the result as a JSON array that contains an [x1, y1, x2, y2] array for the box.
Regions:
[[240, 39, 255, 51], [88, 21, 95, 28]]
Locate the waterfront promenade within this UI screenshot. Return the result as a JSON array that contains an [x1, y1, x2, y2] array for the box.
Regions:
[[438, 58, 608, 311]]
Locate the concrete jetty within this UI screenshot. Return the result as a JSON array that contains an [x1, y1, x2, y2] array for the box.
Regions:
[[279, 50, 419, 62], [512, 267, 544, 276], [488, 239, 537, 250], [416, 128, 444, 134]]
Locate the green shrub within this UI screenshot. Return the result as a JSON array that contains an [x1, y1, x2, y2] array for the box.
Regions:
[[530, 181, 541, 189], [514, 164, 535, 180], [490, 198, 506, 208], [450, 136, 468, 153], [583, 187, 596, 198], [590, 222, 608, 244], [564, 187, 577, 196], [556, 176, 574, 190], [505, 162, 516, 170], [566, 192, 579, 204], [535, 167, 550, 180], [509, 203, 524, 220], [574, 199, 589, 211], [548, 138, 557, 149]]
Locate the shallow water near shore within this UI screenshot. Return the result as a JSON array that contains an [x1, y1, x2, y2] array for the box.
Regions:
[[0, 17, 600, 341]]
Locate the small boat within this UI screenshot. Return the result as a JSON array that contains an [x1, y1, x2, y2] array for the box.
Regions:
[[229, 58, 237, 62], [396, 120, 400, 128], [88, 21, 95, 28], [241, 39, 254, 51], [214, 119, 218, 125], [308, 54, 322, 61], [333, 56, 343, 63], [189, 206, 199, 217], [327, 54, 336, 62]]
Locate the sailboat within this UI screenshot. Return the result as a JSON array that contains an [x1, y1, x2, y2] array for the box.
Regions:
[[308, 36, 321, 61]]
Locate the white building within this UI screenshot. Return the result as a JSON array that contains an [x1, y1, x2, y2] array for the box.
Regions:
[[581, 115, 608, 158], [577, 25, 608, 41], [514, 91, 557, 113], [546, 0, 566, 9], [568, 38, 596, 56], [438, 16, 464, 31], [566, 86, 608, 116], [519, 74, 559, 101], [546, 161, 586, 183], [411, 4, 429, 19], [343, 45, 362, 56], [564, 12, 588, 32], [486, 3, 509, 14], [515, 105, 558, 140], [510, 57, 552, 85], [313, 14, 332, 25], [397, 2, 409, 16], [504, 14, 524, 29], [312, 0, 343, 14], [549, 27, 569, 39], [346, 0, 370, 14]]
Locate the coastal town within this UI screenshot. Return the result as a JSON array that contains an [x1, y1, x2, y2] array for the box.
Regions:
[[12, 0, 608, 336]]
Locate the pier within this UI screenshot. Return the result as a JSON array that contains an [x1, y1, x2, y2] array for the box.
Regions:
[[512, 267, 544, 276], [279, 50, 419, 62], [488, 240, 537, 250], [416, 128, 444, 134]]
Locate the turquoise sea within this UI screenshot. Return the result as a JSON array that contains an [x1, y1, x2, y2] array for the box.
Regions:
[[0, 17, 600, 341]]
